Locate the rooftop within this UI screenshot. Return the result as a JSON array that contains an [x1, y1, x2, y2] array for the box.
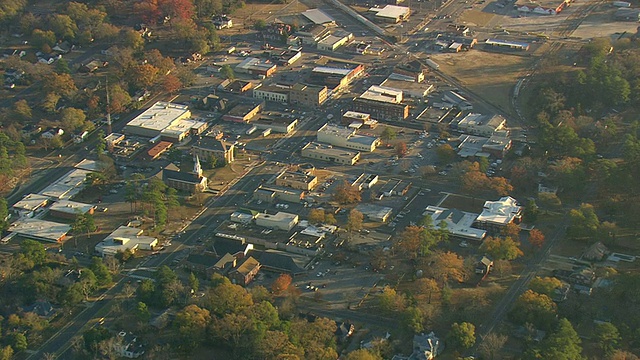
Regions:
[[39, 169, 91, 200], [256, 211, 298, 222], [257, 185, 305, 197], [147, 141, 173, 158], [234, 256, 261, 275], [277, 170, 317, 184], [318, 35, 346, 47], [476, 196, 522, 225], [369, 5, 410, 19], [302, 142, 360, 158], [74, 159, 101, 172], [485, 38, 530, 48], [318, 123, 356, 138], [343, 111, 370, 120], [125, 101, 191, 132], [13, 194, 50, 211], [302, 8, 334, 24], [312, 66, 353, 76], [424, 206, 486, 241], [192, 136, 233, 152], [236, 57, 277, 71], [49, 200, 94, 215], [9, 218, 71, 242], [360, 85, 403, 103], [457, 113, 506, 128], [95, 226, 157, 255], [381, 78, 435, 94]]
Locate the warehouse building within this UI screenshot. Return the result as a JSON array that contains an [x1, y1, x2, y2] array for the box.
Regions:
[[369, 5, 411, 23], [124, 102, 207, 142], [253, 186, 305, 204], [235, 57, 277, 77], [309, 64, 365, 91], [39, 169, 91, 200], [12, 194, 50, 218]]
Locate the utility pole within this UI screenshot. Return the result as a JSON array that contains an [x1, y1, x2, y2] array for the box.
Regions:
[[105, 76, 112, 135]]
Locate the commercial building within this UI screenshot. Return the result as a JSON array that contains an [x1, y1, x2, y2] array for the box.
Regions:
[[95, 226, 158, 257], [253, 85, 289, 103], [482, 135, 512, 158], [256, 212, 299, 231], [276, 170, 318, 190], [145, 141, 173, 160], [192, 136, 235, 164], [254, 186, 305, 203], [484, 38, 530, 51], [105, 133, 125, 148], [12, 194, 50, 218], [294, 24, 332, 45], [342, 111, 378, 128], [423, 206, 487, 241], [355, 203, 393, 222], [317, 30, 353, 51], [454, 113, 507, 137], [235, 57, 277, 77], [301, 142, 360, 165], [302, 8, 335, 25], [317, 123, 379, 152], [254, 116, 298, 134], [289, 83, 328, 107], [124, 102, 207, 142], [222, 102, 263, 123], [9, 218, 71, 243], [381, 78, 435, 99], [159, 159, 208, 193], [391, 60, 428, 82], [369, 5, 411, 23], [353, 85, 409, 120], [309, 64, 365, 91], [475, 196, 522, 231], [49, 200, 95, 220], [75, 159, 102, 172], [443, 90, 473, 110], [39, 169, 91, 200]]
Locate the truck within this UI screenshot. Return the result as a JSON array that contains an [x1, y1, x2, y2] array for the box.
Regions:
[[425, 59, 440, 70], [246, 125, 257, 135], [613, 1, 631, 7]]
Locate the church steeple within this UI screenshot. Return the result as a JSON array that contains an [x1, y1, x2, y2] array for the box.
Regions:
[[193, 155, 202, 177]]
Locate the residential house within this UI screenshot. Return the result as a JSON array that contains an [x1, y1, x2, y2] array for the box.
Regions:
[[22, 300, 56, 318], [475, 256, 493, 274], [212, 15, 233, 29], [335, 322, 355, 343], [113, 332, 145, 359]]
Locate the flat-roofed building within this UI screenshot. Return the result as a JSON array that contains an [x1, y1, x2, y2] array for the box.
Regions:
[[254, 116, 298, 134], [75, 159, 102, 172], [105, 133, 125, 148], [475, 196, 522, 232], [276, 170, 318, 190], [309, 64, 365, 91], [317, 31, 353, 51], [295, 24, 332, 45], [253, 85, 289, 103], [39, 169, 91, 200], [222, 102, 263, 123], [355, 203, 393, 222], [254, 185, 305, 204], [95, 226, 158, 257], [353, 85, 409, 120], [235, 57, 277, 77], [49, 200, 95, 219], [454, 113, 507, 137], [302, 8, 335, 25], [380, 78, 435, 99], [9, 218, 71, 243], [12, 194, 50, 218], [124, 102, 206, 142], [146, 141, 173, 160], [192, 136, 235, 164], [256, 212, 299, 231], [317, 123, 379, 152], [289, 83, 328, 107], [423, 206, 486, 241], [391, 60, 428, 82], [301, 142, 360, 165], [369, 5, 411, 23]]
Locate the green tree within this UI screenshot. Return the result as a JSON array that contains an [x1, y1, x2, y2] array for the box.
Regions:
[[19, 239, 47, 266], [31, 29, 57, 49], [529, 276, 563, 297], [509, 290, 557, 330], [0, 346, 13, 360], [174, 304, 210, 349], [378, 286, 405, 313], [594, 322, 620, 356], [90, 257, 112, 286], [220, 64, 235, 79], [13, 99, 32, 121], [135, 302, 151, 323], [55, 58, 71, 74], [381, 126, 397, 142], [448, 322, 476, 350], [344, 349, 383, 360], [253, 19, 267, 30], [48, 14, 78, 40], [11, 332, 27, 352], [435, 144, 456, 164], [60, 107, 87, 132], [402, 306, 425, 333], [535, 319, 583, 360], [480, 236, 523, 261], [79, 268, 98, 299], [567, 203, 600, 240], [189, 272, 199, 293], [0, 198, 8, 232]]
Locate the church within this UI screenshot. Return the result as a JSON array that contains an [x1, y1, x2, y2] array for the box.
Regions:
[[157, 156, 208, 193]]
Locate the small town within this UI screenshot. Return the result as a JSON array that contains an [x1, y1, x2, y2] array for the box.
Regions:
[[0, 0, 639, 359]]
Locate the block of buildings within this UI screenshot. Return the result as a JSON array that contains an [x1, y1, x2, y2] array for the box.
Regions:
[[454, 113, 507, 137], [95, 226, 158, 257], [255, 212, 299, 231], [124, 102, 207, 142], [317, 123, 379, 152], [253, 84, 289, 103], [221, 101, 263, 122], [235, 57, 277, 77], [8, 218, 71, 243], [294, 24, 332, 45], [276, 169, 318, 190], [39, 169, 92, 200], [254, 116, 298, 134], [192, 137, 235, 164], [301, 142, 360, 165], [353, 85, 409, 120], [75, 159, 102, 172], [49, 200, 94, 219], [289, 83, 328, 107], [355, 203, 393, 222], [12, 194, 50, 218], [253, 186, 305, 204], [474, 196, 522, 231], [158, 158, 208, 193], [218, 79, 253, 93], [342, 111, 378, 128], [423, 206, 486, 241], [368, 5, 411, 23]]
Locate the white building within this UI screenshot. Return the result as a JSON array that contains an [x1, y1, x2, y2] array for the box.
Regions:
[[124, 101, 207, 142], [475, 196, 522, 230], [301, 142, 361, 165], [360, 85, 404, 104], [255, 212, 299, 231], [368, 5, 411, 23], [8, 218, 71, 243], [302, 8, 335, 25], [317, 123, 379, 152], [455, 113, 507, 137], [95, 226, 158, 257], [39, 169, 92, 200], [423, 206, 486, 241], [380, 78, 435, 99], [12, 194, 50, 218], [317, 30, 353, 51]]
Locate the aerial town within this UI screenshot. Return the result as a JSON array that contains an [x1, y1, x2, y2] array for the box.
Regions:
[[0, 0, 639, 359]]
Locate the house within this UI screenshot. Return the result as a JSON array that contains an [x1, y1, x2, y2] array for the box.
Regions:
[[199, 94, 227, 111], [22, 300, 56, 318], [212, 15, 233, 29], [582, 241, 609, 261], [78, 60, 102, 73], [410, 332, 444, 360], [73, 131, 89, 143], [41, 128, 64, 139], [158, 158, 208, 193], [475, 256, 493, 274], [335, 322, 355, 342], [113, 332, 145, 359], [228, 256, 261, 286]]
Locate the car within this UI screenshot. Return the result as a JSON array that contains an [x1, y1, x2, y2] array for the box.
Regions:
[[459, 241, 469, 248], [109, 189, 118, 194]]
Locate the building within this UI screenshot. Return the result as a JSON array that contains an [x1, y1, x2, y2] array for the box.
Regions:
[[614, 7, 640, 21], [268, 48, 303, 66], [222, 101, 263, 122], [159, 158, 208, 193], [254, 116, 298, 134], [301, 142, 360, 165], [113, 332, 145, 359], [49, 200, 95, 219], [317, 123, 379, 152], [482, 134, 512, 158], [228, 256, 261, 286], [309, 64, 365, 91], [212, 15, 232, 29], [455, 113, 507, 137], [182, 253, 222, 277], [355, 203, 393, 222], [235, 57, 277, 77], [391, 60, 428, 82], [294, 24, 332, 45], [381, 78, 435, 99], [256, 212, 299, 231], [302, 8, 335, 25], [289, 83, 328, 107], [369, 5, 411, 23], [146, 141, 172, 160], [39, 169, 91, 200], [423, 206, 487, 241], [253, 85, 290, 103], [124, 102, 207, 142], [8, 218, 71, 242], [353, 85, 410, 120], [253, 185, 305, 203], [475, 196, 522, 231], [105, 133, 125, 148], [230, 209, 258, 224], [191, 136, 234, 164], [317, 30, 353, 51], [484, 38, 530, 51], [12, 194, 50, 218], [218, 79, 253, 93], [95, 226, 158, 257], [276, 170, 318, 190], [443, 90, 473, 110]]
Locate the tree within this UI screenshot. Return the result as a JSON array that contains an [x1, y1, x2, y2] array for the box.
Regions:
[[127, 64, 159, 90], [59, 107, 87, 132], [395, 141, 408, 157], [271, 274, 292, 295], [509, 290, 557, 330], [529, 277, 563, 297], [529, 229, 546, 249], [79, 269, 98, 299], [477, 333, 507, 360], [608, 350, 640, 360], [346, 209, 364, 234], [13, 99, 32, 121], [90, 257, 112, 286], [42, 73, 77, 99], [31, 29, 57, 49], [253, 19, 267, 30], [121, 28, 145, 50], [0, 198, 8, 232], [424, 250, 466, 284], [333, 181, 361, 204], [501, 222, 521, 239], [162, 73, 182, 94], [108, 84, 132, 114], [567, 203, 600, 240], [480, 236, 523, 261], [594, 322, 620, 356], [378, 286, 405, 313], [344, 349, 383, 360], [202, 280, 253, 316], [414, 278, 439, 302], [96, 130, 106, 155], [435, 144, 456, 164], [72, 212, 97, 239], [381, 126, 397, 142], [48, 14, 78, 40], [535, 319, 582, 360], [11, 332, 27, 352], [174, 304, 210, 349], [402, 306, 425, 333], [308, 209, 326, 224], [18, 239, 47, 266], [220, 64, 235, 79], [55, 58, 71, 74], [41, 93, 61, 114], [448, 322, 476, 350], [0, 346, 13, 360], [135, 302, 151, 323]]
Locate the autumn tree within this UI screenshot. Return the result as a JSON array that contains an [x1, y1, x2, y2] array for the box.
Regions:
[[436, 144, 456, 164], [271, 274, 292, 295], [173, 304, 210, 349], [333, 181, 361, 204], [161, 73, 182, 94], [529, 229, 546, 249], [127, 64, 159, 90], [567, 203, 600, 240], [59, 107, 87, 132], [308, 209, 326, 224], [423, 250, 466, 284], [346, 209, 364, 234], [344, 349, 383, 360], [509, 290, 557, 330], [480, 236, 523, 261], [395, 141, 408, 157], [477, 333, 507, 360], [448, 322, 476, 350], [377, 286, 406, 313], [501, 222, 521, 239], [529, 276, 563, 297], [42, 73, 77, 99]]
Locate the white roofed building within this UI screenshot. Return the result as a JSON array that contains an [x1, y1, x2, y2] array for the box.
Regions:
[[49, 200, 95, 220], [475, 196, 522, 232], [317, 123, 379, 152], [423, 206, 486, 241], [95, 226, 158, 257], [369, 5, 411, 23], [302, 9, 335, 25], [39, 169, 91, 200], [12, 194, 50, 218], [255, 212, 299, 231], [124, 102, 206, 142], [9, 218, 71, 243]]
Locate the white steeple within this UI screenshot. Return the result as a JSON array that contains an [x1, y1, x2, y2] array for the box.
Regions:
[[193, 155, 202, 177]]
